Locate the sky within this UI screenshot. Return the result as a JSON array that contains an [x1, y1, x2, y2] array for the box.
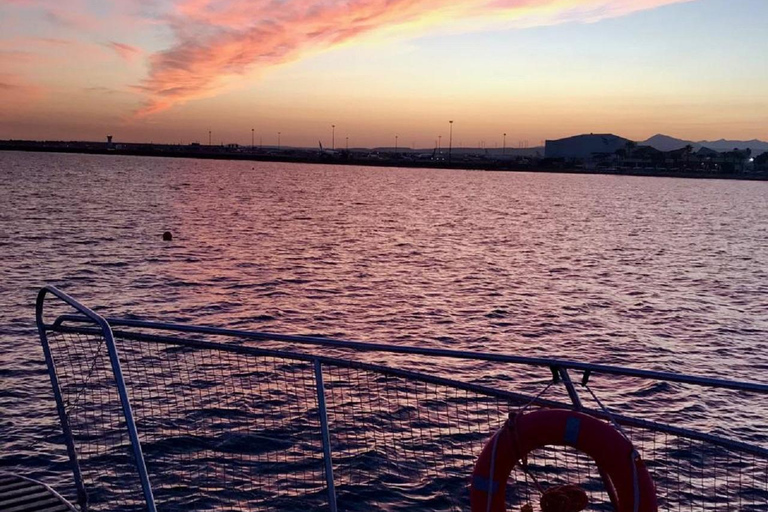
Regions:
[[0, 0, 766, 147]]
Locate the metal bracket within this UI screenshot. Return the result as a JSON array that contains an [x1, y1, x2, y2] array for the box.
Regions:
[[559, 368, 583, 410]]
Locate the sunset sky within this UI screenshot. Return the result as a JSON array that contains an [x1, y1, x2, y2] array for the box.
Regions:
[[1, 0, 766, 147]]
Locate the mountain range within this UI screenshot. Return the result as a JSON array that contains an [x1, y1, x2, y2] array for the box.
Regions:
[[640, 134, 768, 154]]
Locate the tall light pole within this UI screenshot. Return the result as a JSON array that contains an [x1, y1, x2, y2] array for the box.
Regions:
[[448, 120, 453, 164], [251, 128, 254, 150], [277, 132, 281, 150], [503, 133, 506, 155], [346, 136, 349, 150], [395, 135, 398, 151], [332, 124, 335, 150], [208, 130, 211, 146], [438, 135, 442, 152]]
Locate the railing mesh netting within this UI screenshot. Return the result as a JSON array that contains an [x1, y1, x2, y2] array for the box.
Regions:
[[43, 324, 767, 512]]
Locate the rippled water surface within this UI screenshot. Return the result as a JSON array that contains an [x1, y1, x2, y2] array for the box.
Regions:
[[1, 151, 767, 505]]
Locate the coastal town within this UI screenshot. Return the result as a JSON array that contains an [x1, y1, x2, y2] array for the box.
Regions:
[[1, 132, 766, 177]]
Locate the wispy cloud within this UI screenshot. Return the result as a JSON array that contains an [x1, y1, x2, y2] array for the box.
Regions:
[[0, 72, 44, 108], [0, 49, 39, 64], [132, 0, 693, 115], [0, 36, 113, 67], [106, 41, 143, 62], [42, 8, 99, 32]]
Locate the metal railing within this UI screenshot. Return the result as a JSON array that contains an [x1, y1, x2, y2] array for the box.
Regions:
[[36, 286, 768, 511]]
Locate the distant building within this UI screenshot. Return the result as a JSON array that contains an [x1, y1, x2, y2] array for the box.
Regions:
[[545, 134, 631, 160], [755, 152, 768, 172], [718, 149, 752, 173]]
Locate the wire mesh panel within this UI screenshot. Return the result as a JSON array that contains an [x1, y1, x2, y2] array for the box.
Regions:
[[45, 326, 330, 511], [637, 432, 768, 512], [44, 327, 147, 511], [114, 339, 328, 512], [321, 365, 525, 511]]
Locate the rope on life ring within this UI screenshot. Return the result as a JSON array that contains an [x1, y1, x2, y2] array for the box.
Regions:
[[470, 409, 657, 512]]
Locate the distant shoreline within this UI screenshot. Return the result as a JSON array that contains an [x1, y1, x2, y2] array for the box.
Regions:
[[2, 144, 767, 182]]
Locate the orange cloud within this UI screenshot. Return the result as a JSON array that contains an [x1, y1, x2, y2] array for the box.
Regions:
[[136, 0, 695, 116]]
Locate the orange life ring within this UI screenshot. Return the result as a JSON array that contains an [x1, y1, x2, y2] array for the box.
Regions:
[[470, 409, 657, 512]]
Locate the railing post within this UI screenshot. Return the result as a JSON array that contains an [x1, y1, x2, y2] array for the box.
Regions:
[[314, 360, 338, 512], [102, 328, 157, 512], [36, 291, 89, 511]]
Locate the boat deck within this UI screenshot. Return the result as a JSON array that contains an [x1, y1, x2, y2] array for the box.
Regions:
[[0, 474, 77, 512]]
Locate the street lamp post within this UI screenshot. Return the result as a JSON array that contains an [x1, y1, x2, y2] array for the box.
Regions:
[[277, 132, 281, 150], [251, 128, 254, 150], [346, 136, 349, 150], [208, 130, 211, 146], [332, 124, 335, 150], [503, 133, 506, 155], [438, 135, 441, 152], [448, 120, 453, 164], [395, 135, 398, 151]]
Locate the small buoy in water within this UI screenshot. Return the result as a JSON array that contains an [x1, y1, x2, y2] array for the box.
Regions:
[[162, 231, 173, 241]]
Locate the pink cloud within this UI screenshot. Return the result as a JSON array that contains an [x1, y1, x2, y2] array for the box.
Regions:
[[107, 41, 143, 62], [136, 0, 695, 116]]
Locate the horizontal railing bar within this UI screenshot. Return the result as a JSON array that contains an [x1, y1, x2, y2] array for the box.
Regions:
[[50, 314, 768, 395], [48, 321, 768, 458]]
